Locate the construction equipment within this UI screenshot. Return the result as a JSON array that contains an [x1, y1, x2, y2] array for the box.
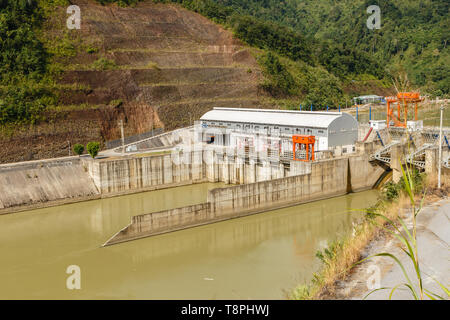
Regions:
[[385, 92, 423, 128], [292, 135, 315, 162]]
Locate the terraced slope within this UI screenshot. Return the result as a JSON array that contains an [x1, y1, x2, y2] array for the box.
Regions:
[[0, 0, 264, 163], [61, 0, 263, 129]]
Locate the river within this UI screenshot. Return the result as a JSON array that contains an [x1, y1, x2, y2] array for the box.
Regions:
[[0, 183, 379, 299]]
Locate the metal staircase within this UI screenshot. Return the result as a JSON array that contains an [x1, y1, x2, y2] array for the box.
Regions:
[[370, 141, 400, 164], [405, 143, 433, 169]]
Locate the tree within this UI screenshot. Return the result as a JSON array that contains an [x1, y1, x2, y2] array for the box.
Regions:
[[86, 142, 100, 159], [73, 143, 84, 156]]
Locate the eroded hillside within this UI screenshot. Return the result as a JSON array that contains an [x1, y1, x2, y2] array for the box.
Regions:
[[0, 0, 264, 163]]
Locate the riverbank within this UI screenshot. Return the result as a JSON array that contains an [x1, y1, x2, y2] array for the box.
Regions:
[[330, 197, 449, 299], [291, 174, 450, 300]]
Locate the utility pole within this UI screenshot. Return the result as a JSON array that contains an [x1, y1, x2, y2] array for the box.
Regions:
[[119, 119, 125, 155], [438, 105, 444, 188], [151, 109, 154, 137]]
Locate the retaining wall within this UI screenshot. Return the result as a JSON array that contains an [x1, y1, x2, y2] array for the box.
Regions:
[[83, 151, 206, 194], [104, 158, 350, 245], [0, 158, 98, 210]]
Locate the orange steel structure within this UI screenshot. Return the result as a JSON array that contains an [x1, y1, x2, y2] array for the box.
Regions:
[[385, 92, 423, 128], [292, 135, 315, 162]]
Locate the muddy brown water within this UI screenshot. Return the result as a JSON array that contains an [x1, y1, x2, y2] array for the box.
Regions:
[[0, 183, 378, 299]]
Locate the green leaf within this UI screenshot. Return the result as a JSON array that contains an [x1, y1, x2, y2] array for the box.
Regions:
[[424, 288, 445, 300], [400, 160, 415, 205], [363, 287, 391, 300]]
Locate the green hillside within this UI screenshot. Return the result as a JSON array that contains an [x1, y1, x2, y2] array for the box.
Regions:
[[152, 0, 391, 107], [212, 0, 449, 97], [0, 0, 447, 161], [1, 0, 447, 127]]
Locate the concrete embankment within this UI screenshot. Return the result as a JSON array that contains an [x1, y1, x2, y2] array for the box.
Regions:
[[0, 157, 99, 211], [104, 156, 384, 245]]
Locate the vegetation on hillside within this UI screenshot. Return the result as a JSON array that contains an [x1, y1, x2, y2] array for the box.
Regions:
[[148, 0, 389, 107], [212, 0, 450, 97], [0, 0, 70, 125], [1, 0, 447, 124]]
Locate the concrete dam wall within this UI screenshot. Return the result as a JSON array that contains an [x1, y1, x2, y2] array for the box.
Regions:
[[83, 151, 206, 194], [104, 157, 382, 245], [0, 158, 99, 211], [83, 149, 297, 195], [0, 142, 386, 215]]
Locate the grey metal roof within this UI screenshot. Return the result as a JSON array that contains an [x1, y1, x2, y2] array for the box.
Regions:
[[353, 95, 384, 99], [200, 108, 352, 129]]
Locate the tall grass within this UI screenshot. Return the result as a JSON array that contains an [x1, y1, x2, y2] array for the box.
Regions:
[[359, 162, 449, 300], [291, 162, 449, 300]]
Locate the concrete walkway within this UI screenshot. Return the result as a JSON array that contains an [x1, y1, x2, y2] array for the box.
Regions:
[[334, 198, 450, 300]]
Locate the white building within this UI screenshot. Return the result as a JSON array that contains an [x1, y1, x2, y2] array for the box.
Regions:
[[198, 108, 358, 157]]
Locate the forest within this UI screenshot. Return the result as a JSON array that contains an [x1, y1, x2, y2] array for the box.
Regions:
[[214, 0, 449, 97]]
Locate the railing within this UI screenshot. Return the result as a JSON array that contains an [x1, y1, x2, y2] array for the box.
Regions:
[[370, 141, 400, 164], [106, 128, 164, 150], [405, 144, 433, 169]]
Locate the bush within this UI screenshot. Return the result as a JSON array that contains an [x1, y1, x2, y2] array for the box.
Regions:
[[90, 57, 117, 71], [73, 143, 84, 156], [86, 46, 99, 54], [382, 168, 425, 201], [86, 142, 100, 159], [382, 181, 400, 201]]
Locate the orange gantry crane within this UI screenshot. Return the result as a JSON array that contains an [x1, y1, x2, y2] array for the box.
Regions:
[[292, 135, 315, 162], [385, 92, 423, 128]]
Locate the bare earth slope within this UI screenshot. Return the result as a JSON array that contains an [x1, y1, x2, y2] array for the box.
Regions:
[[0, 0, 263, 163]]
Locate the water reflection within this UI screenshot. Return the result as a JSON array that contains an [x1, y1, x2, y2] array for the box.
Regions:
[[0, 182, 378, 299]]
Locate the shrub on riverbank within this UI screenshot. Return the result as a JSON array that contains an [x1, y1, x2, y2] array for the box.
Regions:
[[86, 142, 100, 159], [73, 143, 84, 156]]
